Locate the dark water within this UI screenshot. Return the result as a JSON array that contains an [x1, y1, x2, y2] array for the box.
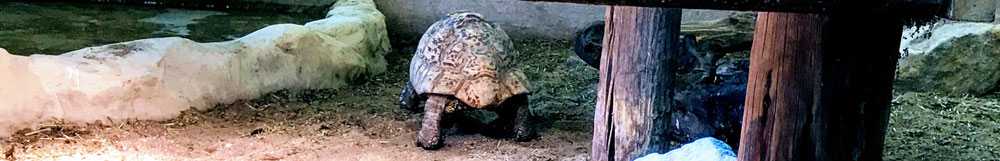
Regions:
[[0, 1, 317, 55]]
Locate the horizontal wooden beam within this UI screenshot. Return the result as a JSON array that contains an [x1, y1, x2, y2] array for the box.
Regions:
[[517, 0, 949, 18]]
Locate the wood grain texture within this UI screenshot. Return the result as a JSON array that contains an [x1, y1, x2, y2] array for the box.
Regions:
[[591, 6, 681, 161], [812, 14, 902, 161], [737, 12, 902, 161]]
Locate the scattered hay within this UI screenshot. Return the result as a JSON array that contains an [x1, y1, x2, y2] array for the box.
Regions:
[[885, 91, 1000, 160]]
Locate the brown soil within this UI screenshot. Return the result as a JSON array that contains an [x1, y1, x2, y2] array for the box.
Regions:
[[0, 99, 590, 161], [0, 39, 596, 161]]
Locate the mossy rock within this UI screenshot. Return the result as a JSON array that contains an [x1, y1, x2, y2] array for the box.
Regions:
[[896, 29, 1000, 96], [680, 11, 756, 54]]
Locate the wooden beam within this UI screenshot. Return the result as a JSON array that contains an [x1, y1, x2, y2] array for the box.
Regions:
[[592, 6, 681, 161], [517, 0, 947, 18], [737, 12, 901, 161]]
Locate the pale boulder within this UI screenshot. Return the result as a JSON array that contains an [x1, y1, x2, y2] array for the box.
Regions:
[[0, 0, 390, 137], [897, 22, 1000, 96]]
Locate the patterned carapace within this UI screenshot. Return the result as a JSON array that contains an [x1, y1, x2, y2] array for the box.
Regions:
[[408, 11, 530, 109]]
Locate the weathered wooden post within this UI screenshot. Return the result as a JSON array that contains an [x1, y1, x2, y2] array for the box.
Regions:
[[591, 6, 681, 160], [737, 12, 902, 161], [737, 12, 827, 161], [512, 1, 945, 161]]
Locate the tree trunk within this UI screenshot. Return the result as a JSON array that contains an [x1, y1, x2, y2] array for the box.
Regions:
[[591, 6, 681, 161], [737, 12, 901, 161]]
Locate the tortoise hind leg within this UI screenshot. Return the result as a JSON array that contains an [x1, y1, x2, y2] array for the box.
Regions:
[[509, 95, 534, 141], [416, 95, 447, 150], [398, 83, 424, 112], [487, 95, 534, 141]]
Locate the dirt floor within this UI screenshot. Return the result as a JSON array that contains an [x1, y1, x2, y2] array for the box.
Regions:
[[0, 39, 598, 161]]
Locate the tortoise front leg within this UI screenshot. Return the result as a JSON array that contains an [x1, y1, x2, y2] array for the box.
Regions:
[[416, 95, 447, 150]]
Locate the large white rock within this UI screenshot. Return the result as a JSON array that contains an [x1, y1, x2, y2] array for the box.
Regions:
[[897, 22, 1000, 95], [0, 0, 391, 137]]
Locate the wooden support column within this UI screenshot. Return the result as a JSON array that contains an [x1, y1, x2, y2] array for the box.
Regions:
[[737, 12, 902, 161], [591, 6, 681, 161]]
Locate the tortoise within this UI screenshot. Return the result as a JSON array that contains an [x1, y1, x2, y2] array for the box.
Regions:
[[398, 11, 533, 150]]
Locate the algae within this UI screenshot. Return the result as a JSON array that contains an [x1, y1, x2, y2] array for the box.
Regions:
[[0, 1, 162, 55], [185, 10, 316, 42], [0, 1, 315, 56]]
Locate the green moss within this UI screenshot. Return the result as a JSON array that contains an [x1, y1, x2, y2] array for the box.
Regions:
[[896, 30, 1000, 96], [680, 12, 756, 53]]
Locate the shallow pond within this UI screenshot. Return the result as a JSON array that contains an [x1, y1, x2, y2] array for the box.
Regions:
[[0, 1, 317, 55]]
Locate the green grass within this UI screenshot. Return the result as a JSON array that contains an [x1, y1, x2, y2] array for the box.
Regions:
[[884, 92, 1000, 160]]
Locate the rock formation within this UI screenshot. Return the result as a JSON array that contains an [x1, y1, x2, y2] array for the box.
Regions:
[[897, 22, 1000, 96], [0, 0, 390, 137]]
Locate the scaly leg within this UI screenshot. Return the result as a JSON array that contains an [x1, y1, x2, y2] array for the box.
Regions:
[[416, 95, 447, 150], [487, 95, 534, 141], [509, 95, 534, 141]]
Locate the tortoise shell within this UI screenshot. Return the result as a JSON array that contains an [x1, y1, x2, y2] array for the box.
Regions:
[[409, 11, 530, 109]]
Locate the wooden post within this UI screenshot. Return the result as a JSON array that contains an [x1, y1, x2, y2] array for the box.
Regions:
[[591, 6, 681, 161], [737, 12, 902, 161]]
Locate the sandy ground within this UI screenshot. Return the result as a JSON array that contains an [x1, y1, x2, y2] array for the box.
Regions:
[[0, 98, 591, 161], [0, 39, 597, 161]]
